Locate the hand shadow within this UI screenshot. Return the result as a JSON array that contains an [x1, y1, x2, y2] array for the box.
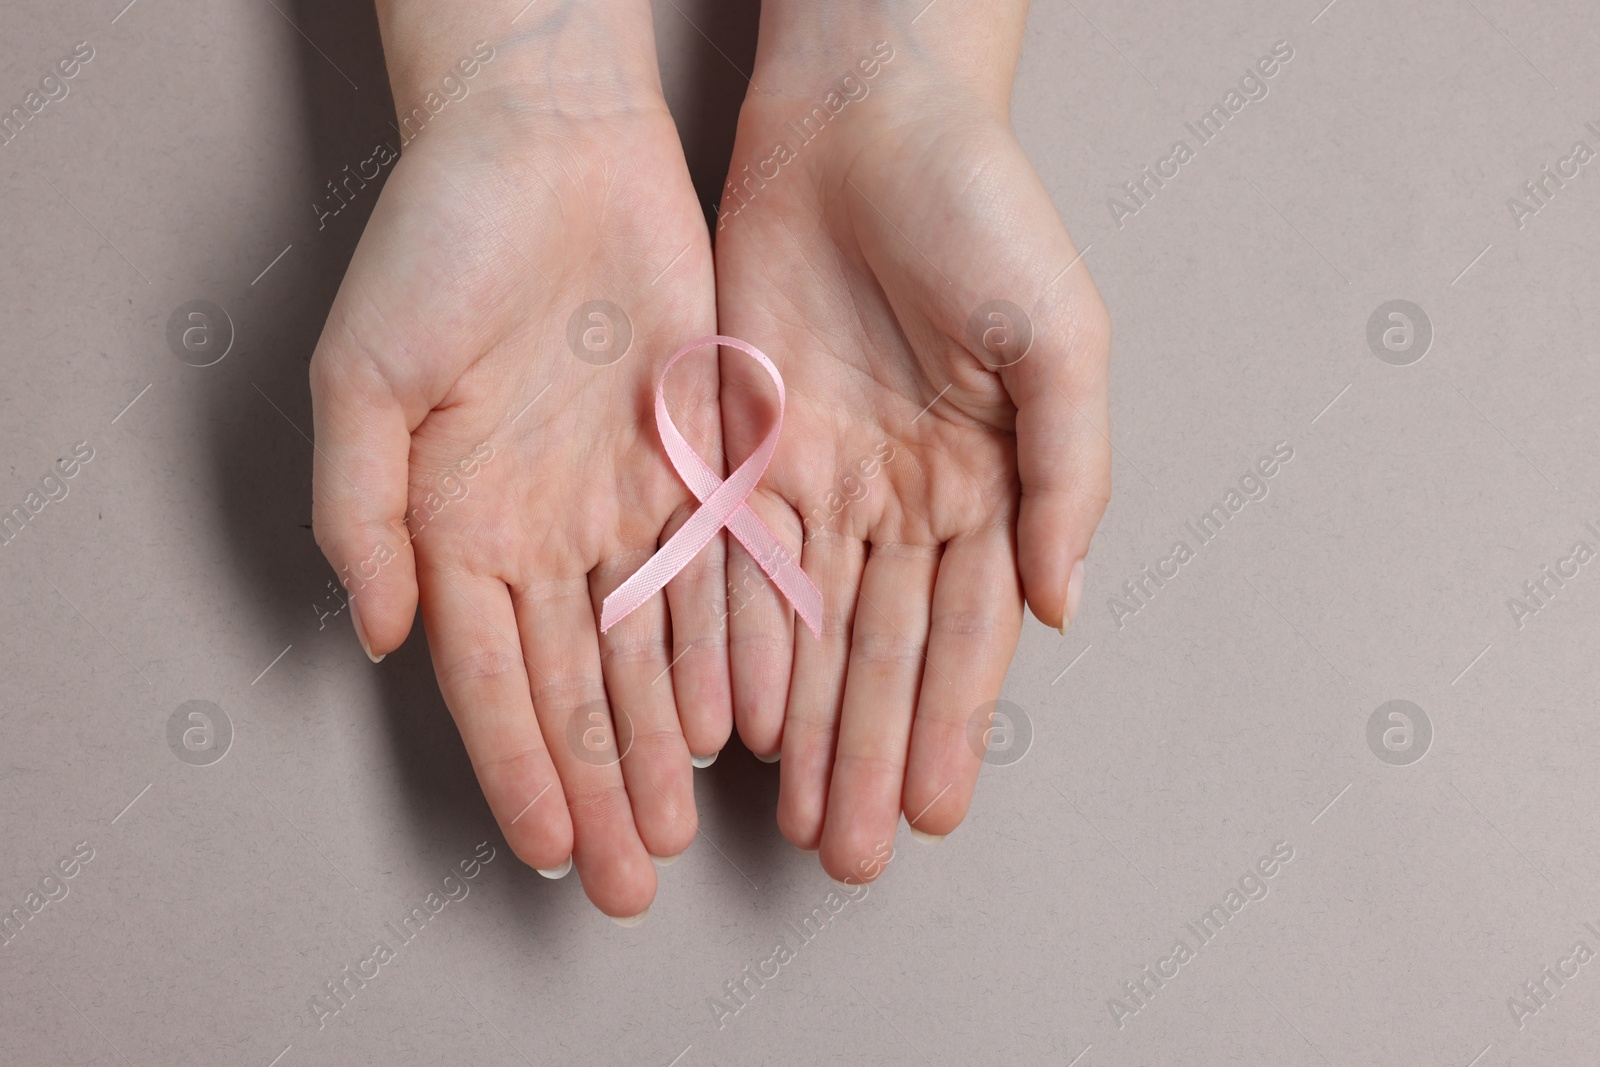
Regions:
[[201, 0, 490, 886]]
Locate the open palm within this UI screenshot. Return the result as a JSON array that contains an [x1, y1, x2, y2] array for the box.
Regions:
[[310, 99, 725, 921], [715, 87, 1111, 882]]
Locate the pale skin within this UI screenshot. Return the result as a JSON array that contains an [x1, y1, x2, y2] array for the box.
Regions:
[[310, 0, 1111, 918]]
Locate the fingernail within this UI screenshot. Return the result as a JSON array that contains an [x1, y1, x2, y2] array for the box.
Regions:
[[611, 907, 649, 927], [755, 751, 781, 764], [690, 751, 719, 769], [536, 856, 572, 879], [651, 852, 681, 867], [908, 827, 945, 843], [348, 595, 384, 663], [1060, 558, 1085, 635]]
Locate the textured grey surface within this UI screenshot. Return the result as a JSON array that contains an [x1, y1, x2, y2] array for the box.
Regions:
[[3, 1, 1598, 1065]]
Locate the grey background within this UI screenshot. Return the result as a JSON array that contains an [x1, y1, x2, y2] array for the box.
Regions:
[[2, 0, 1596, 1064]]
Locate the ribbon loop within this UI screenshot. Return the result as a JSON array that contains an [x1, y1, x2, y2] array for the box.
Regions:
[[599, 336, 823, 637]]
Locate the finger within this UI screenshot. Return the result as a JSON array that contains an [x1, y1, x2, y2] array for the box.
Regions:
[[309, 337, 420, 661], [657, 360, 734, 760], [660, 510, 733, 762], [819, 542, 940, 882], [1000, 263, 1112, 633], [513, 576, 656, 921], [902, 525, 1024, 839], [725, 493, 802, 760], [591, 552, 698, 863], [776, 529, 865, 851], [416, 564, 573, 873]]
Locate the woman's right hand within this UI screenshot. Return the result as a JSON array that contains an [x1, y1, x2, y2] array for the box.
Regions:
[[310, 4, 728, 923]]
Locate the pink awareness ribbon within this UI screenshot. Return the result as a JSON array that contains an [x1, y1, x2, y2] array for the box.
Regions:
[[599, 335, 823, 638]]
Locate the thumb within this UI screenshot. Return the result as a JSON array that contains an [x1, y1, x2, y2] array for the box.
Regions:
[[309, 337, 419, 661], [999, 263, 1112, 633]]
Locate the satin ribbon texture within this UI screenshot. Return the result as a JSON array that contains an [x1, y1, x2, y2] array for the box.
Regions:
[[599, 335, 824, 638]]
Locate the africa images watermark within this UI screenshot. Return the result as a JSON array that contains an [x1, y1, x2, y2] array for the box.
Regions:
[[166, 700, 233, 767], [1107, 441, 1295, 629], [1504, 520, 1600, 631], [707, 840, 895, 1030], [1, 40, 95, 149], [801, 441, 897, 543], [1106, 841, 1296, 1030], [314, 140, 399, 231], [311, 41, 497, 230], [395, 41, 496, 147], [1366, 700, 1431, 767], [305, 841, 497, 1030], [1108, 41, 1295, 229], [335, 442, 496, 595], [0, 440, 96, 551], [1507, 923, 1600, 1032], [0, 841, 96, 950], [717, 41, 896, 230], [1505, 120, 1600, 231]]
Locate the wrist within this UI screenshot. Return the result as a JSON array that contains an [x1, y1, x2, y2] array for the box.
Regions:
[[375, 0, 665, 121], [749, 0, 1024, 109]]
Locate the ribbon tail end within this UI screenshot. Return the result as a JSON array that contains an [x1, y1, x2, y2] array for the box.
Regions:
[[793, 582, 825, 641]]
